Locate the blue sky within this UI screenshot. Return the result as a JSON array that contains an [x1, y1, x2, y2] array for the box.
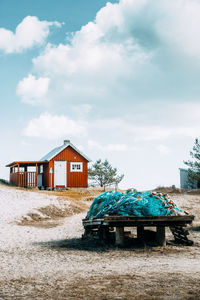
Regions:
[[1, 0, 200, 189]]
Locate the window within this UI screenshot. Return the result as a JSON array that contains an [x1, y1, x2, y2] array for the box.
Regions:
[[27, 166, 36, 172], [70, 162, 83, 172]]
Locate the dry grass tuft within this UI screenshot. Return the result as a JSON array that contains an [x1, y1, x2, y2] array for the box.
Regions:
[[153, 186, 186, 194], [18, 197, 89, 228], [186, 189, 200, 195]]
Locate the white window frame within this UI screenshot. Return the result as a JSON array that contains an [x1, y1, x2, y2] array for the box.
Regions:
[[70, 162, 83, 172]]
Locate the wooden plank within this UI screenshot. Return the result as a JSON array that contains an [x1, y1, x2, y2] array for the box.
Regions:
[[82, 216, 194, 233], [115, 227, 125, 246], [156, 226, 166, 246], [17, 164, 19, 186], [83, 221, 193, 229], [82, 216, 194, 247], [102, 227, 110, 242], [98, 226, 110, 242], [137, 225, 144, 240], [36, 163, 38, 187], [83, 215, 194, 223], [82, 219, 193, 225], [103, 215, 194, 222]]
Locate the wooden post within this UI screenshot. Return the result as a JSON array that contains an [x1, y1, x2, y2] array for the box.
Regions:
[[10, 167, 12, 183], [102, 226, 110, 243], [35, 163, 38, 187], [82, 227, 91, 239], [115, 227, 125, 246], [98, 226, 110, 243], [156, 226, 166, 246], [17, 164, 19, 187], [137, 225, 144, 240]]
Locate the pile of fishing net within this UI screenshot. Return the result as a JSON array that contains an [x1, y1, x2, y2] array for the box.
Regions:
[[87, 190, 185, 219]]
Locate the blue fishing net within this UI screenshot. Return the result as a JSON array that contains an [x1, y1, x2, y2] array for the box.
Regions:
[[87, 190, 184, 219]]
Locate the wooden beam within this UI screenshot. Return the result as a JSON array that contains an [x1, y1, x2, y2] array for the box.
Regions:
[[115, 227, 125, 246], [156, 226, 166, 246], [36, 163, 38, 187], [102, 226, 110, 243], [17, 163, 19, 187], [98, 226, 110, 243], [137, 225, 144, 240]]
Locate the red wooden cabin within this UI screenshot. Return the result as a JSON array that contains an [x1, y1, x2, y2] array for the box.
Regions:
[[6, 140, 91, 189]]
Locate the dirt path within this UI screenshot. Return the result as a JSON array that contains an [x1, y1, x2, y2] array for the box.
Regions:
[[0, 185, 200, 299]]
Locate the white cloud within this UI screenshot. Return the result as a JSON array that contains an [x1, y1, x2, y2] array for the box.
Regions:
[[157, 144, 171, 155], [23, 106, 200, 143], [16, 74, 50, 105], [156, 0, 200, 57], [71, 104, 92, 118], [91, 118, 200, 142], [0, 16, 61, 53], [14, 0, 200, 108], [88, 140, 128, 152], [23, 113, 87, 139], [15, 0, 200, 156]]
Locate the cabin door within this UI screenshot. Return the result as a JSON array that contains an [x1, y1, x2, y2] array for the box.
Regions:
[[54, 161, 67, 187]]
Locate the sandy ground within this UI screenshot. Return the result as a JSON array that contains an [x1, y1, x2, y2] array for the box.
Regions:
[[0, 184, 200, 300]]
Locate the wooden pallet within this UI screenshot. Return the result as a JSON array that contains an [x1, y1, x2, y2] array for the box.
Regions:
[[82, 215, 195, 247]]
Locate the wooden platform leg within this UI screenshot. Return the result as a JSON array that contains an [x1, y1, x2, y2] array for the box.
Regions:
[[156, 226, 166, 246], [137, 225, 144, 240], [102, 226, 110, 243], [82, 227, 91, 239], [115, 227, 125, 246]]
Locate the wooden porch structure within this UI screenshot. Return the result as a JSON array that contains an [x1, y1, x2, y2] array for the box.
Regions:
[[82, 215, 195, 247], [7, 161, 47, 188]]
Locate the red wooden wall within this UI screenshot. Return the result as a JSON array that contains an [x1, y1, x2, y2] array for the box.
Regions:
[[42, 163, 49, 187], [43, 146, 88, 188], [10, 172, 37, 187], [10, 173, 18, 186]]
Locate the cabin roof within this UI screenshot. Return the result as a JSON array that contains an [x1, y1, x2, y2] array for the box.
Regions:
[[40, 141, 91, 162]]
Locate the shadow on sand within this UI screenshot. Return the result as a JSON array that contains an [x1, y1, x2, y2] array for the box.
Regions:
[[33, 237, 112, 252], [33, 235, 160, 252], [189, 225, 200, 232]]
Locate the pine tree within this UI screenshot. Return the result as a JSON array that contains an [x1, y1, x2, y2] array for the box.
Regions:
[[88, 159, 124, 190], [184, 138, 200, 185]]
